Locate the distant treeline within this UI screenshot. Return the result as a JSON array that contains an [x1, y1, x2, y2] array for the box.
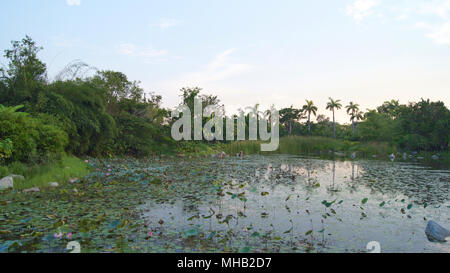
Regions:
[[0, 36, 449, 167], [277, 98, 449, 152]]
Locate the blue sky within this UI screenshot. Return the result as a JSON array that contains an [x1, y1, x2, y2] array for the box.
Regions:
[[1, 0, 450, 123]]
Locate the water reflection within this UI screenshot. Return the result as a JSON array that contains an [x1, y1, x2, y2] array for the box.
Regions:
[[142, 155, 449, 252]]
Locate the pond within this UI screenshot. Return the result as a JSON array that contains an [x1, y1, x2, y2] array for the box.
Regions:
[[139, 155, 450, 253]]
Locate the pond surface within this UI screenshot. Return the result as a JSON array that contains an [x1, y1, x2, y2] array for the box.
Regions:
[[140, 155, 450, 253]]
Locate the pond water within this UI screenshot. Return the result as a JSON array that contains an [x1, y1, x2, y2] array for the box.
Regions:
[[140, 155, 450, 253]]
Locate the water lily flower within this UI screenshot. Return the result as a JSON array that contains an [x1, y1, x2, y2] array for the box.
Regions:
[[54, 232, 63, 239], [67, 232, 72, 239], [148, 231, 153, 237], [85, 160, 89, 163], [106, 173, 111, 177]]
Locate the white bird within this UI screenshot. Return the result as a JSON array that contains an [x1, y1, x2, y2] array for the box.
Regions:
[[389, 154, 395, 161]]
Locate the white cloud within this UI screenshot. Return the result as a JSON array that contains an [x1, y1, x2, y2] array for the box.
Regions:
[[346, 0, 381, 23], [156, 49, 254, 95], [181, 49, 254, 83], [418, 0, 450, 19], [426, 22, 450, 44], [152, 18, 180, 30], [66, 0, 81, 6], [395, 14, 408, 21], [117, 43, 168, 58]]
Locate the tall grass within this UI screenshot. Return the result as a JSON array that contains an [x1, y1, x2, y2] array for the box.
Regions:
[[224, 136, 397, 158], [0, 156, 90, 190]]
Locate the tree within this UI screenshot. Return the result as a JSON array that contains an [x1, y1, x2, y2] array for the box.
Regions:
[[0, 36, 47, 107], [90, 70, 145, 114], [346, 102, 360, 137], [354, 110, 364, 136], [280, 106, 303, 135], [377, 99, 401, 118], [1, 36, 47, 88], [326, 98, 342, 139], [303, 100, 318, 133], [396, 99, 449, 151]]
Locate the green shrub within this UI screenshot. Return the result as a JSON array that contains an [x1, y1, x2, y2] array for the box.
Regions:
[[0, 138, 13, 163], [0, 105, 68, 163]]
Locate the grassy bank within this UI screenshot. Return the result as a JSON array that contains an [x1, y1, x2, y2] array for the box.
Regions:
[[0, 156, 90, 190], [223, 136, 449, 166], [223, 136, 396, 157]]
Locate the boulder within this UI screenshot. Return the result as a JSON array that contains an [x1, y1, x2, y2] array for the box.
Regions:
[[0, 176, 14, 190], [425, 221, 450, 243], [23, 187, 40, 193], [431, 155, 439, 160], [0, 175, 25, 190]]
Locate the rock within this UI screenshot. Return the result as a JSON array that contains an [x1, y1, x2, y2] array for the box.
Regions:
[[431, 155, 439, 160], [350, 152, 356, 159], [403, 153, 407, 160], [425, 221, 450, 243], [49, 182, 59, 187], [0, 176, 14, 190], [69, 178, 79, 184], [0, 174, 25, 190], [23, 187, 40, 193], [417, 156, 424, 160], [334, 152, 345, 157]]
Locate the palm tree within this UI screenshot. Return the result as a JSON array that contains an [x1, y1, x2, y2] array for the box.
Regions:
[[354, 110, 364, 136], [326, 98, 342, 139], [303, 100, 318, 133], [346, 102, 360, 137]]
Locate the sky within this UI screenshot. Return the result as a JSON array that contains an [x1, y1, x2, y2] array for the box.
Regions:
[[1, 0, 450, 123]]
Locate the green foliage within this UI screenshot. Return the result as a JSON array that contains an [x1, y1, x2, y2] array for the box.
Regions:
[[359, 110, 396, 142], [396, 99, 449, 151], [0, 105, 68, 164], [114, 111, 161, 156], [359, 99, 449, 151], [0, 35, 46, 88], [224, 136, 397, 158], [43, 80, 116, 156], [0, 138, 13, 163]]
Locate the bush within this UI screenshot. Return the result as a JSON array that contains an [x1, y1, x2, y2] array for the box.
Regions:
[[0, 105, 68, 164], [0, 138, 13, 163]]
